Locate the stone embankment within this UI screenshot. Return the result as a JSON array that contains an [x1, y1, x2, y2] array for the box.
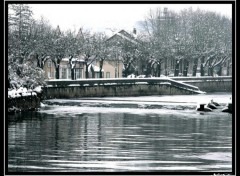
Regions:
[[43, 78, 203, 99]]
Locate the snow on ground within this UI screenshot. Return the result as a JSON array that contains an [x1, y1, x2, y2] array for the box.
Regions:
[[8, 86, 42, 98], [34, 86, 42, 93], [8, 89, 21, 98]]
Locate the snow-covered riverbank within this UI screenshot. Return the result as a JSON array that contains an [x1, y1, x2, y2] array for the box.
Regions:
[[8, 86, 43, 113]]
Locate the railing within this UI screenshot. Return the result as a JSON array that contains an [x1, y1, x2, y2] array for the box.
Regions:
[[46, 77, 200, 92], [170, 76, 232, 82]]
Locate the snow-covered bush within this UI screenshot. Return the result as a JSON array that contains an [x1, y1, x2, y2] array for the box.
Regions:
[[8, 56, 47, 90]]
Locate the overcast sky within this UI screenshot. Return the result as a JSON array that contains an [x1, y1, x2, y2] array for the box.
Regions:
[[29, 4, 232, 34]]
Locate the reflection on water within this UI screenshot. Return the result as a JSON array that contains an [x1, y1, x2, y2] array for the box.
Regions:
[[8, 93, 232, 172]]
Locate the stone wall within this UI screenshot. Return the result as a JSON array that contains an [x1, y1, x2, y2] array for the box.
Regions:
[[43, 77, 232, 99], [181, 80, 232, 92], [43, 84, 198, 99], [170, 76, 232, 92]]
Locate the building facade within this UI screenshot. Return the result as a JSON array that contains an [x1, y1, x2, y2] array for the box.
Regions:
[[43, 57, 123, 80]]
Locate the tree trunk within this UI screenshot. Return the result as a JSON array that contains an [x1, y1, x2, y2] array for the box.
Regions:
[[192, 58, 198, 76], [146, 62, 152, 77], [36, 54, 41, 68], [174, 60, 179, 76], [91, 66, 95, 78], [36, 54, 46, 69], [152, 64, 156, 77], [85, 64, 89, 79], [157, 63, 161, 77], [183, 59, 189, 76], [55, 66, 59, 79], [99, 59, 103, 78], [69, 56, 75, 80], [208, 66, 214, 76], [99, 69, 102, 78], [124, 63, 131, 77], [71, 68, 75, 80], [200, 63, 204, 76], [183, 60, 189, 76], [217, 66, 222, 76], [56, 59, 62, 79], [207, 58, 214, 76], [164, 58, 167, 76], [227, 60, 230, 76]]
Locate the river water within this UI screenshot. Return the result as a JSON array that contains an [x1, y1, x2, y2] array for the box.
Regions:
[[8, 92, 232, 173]]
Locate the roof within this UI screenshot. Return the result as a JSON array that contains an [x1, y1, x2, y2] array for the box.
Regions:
[[62, 57, 85, 62], [88, 64, 104, 72], [107, 30, 139, 45]]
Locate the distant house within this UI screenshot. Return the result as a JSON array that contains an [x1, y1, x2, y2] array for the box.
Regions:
[[42, 29, 139, 80], [88, 64, 103, 78], [59, 57, 85, 79], [43, 56, 123, 79], [106, 29, 138, 45], [43, 57, 85, 80], [91, 59, 123, 79]]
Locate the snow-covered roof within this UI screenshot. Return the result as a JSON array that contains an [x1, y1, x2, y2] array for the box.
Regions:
[[116, 33, 138, 45], [88, 64, 104, 72], [62, 57, 85, 62], [107, 29, 139, 45]]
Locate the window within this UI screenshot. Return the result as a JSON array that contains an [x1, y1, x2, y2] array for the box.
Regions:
[[48, 72, 54, 78], [50, 72, 54, 78], [76, 69, 80, 79], [96, 72, 100, 78], [79, 63, 84, 68], [106, 72, 110, 78], [61, 68, 67, 79], [79, 69, 83, 79], [48, 60, 52, 68], [68, 69, 71, 79]]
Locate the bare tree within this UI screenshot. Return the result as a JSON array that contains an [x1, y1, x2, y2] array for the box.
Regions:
[[95, 33, 110, 78], [140, 7, 232, 77], [76, 30, 99, 78]]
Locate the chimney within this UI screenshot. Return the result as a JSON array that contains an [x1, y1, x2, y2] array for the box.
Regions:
[[133, 28, 137, 35]]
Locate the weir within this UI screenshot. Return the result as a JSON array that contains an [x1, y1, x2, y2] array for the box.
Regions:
[[171, 76, 232, 92], [43, 76, 232, 99], [8, 76, 232, 113], [44, 78, 205, 99]]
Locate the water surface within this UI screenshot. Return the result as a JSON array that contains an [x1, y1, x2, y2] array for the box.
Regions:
[[8, 93, 232, 172]]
